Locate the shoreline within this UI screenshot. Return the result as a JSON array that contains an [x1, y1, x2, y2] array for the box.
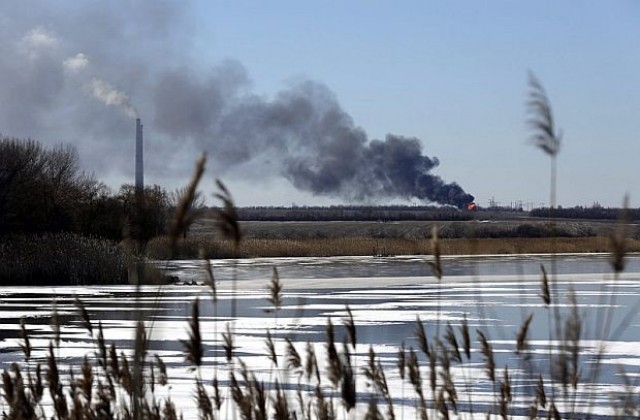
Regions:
[[148, 235, 640, 259]]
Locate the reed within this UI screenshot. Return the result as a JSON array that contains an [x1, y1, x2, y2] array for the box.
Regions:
[[146, 235, 640, 261]]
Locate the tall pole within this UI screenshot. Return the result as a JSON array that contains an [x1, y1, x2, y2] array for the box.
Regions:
[[135, 118, 144, 192]]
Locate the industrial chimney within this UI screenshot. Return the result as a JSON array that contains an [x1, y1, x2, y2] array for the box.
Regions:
[[135, 118, 144, 191]]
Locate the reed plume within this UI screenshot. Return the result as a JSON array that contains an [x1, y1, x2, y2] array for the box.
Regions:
[[325, 319, 342, 388], [516, 313, 534, 358], [267, 266, 284, 312], [527, 71, 561, 157], [182, 298, 203, 370], [285, 337, 302, 374], [342, 305, 356, 350], [169, 153, 206, 256], [477, 330, 495, 383], [213, 179, 242, 249], [540, 264, 551, 305], [415, 316, 430, 358]]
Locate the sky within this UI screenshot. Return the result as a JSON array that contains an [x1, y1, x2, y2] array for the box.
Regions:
[[1, 1, 639, 208]]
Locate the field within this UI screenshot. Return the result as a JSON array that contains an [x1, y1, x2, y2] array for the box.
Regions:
[[148, 218, 640, 259]]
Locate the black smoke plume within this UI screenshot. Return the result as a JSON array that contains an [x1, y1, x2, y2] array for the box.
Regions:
[[0, 1, 474, 207]]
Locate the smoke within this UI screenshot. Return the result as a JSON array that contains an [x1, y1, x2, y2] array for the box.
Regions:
[[0, 1, 474, 207], [152, 72, 474, 207], [90, 78, 138, 118]]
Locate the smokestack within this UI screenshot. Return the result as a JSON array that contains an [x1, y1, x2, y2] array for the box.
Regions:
[[135, 118, 143, 191]]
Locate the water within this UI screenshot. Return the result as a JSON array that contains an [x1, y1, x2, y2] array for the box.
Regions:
[[1, 253, 639, 418]]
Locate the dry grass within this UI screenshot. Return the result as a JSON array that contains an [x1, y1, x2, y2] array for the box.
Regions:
[[146, 235, 640, 260]]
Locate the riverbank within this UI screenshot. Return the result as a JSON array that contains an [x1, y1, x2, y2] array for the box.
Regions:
[[147, 235, 640, 259], [143, 218, 640, 259]]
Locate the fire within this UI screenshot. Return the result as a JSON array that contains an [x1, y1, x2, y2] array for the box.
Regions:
[[466, 202, 478, 211]]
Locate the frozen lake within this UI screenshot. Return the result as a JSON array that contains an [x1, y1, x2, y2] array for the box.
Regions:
[[1, 253, 639, 418]]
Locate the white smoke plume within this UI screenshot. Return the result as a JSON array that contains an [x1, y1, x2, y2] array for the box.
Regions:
[[63, 53, 89, 73], [20, 26, 59, 59], [90, 78, 138, 119]]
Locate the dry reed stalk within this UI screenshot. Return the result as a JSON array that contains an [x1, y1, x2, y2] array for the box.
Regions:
[[195, 378, 214, 420], [407, 348, 424, 401], [19, 318, 31, 362], [428, 343, 437, 395], [477, 330, 495, 383], [364, 346, 382, 387], [565, 289, 581, 389], [47, 342, 68, 418], [74, 297, 93, 336], [252, 377, 267, 420], [80, 355, 94, 404], [51, 300, 61, 348], [29, 364, 43, 406], [285, 337, 302, 374], [428, 226, 442, 280], [499, 367, 512, 419], [313, 385, 335, 420], [296, 387, 308, 420], [548, 400, 561, 420], [162, 398, 178, 420], [119, 351, 133, 396], [149, 356, 156, 395], [222, 322, 234, 362], [203, 257, 217, 302], [182, 298, 203, 370], [213, 179, 242, 249], [5, 363, 37, 420], [378, 367, 395, 420], [305, 341, 321, 385], [154, 354, 168, 387], [96, 321, 108, 371], [132, 318, 148, 418], [460, 314, 471, 360], [325, 319, 342, 388], [365, 398, 383, 420], [169, 153, 206, 256], [436, 388, 448, 420], [540, 264, 551, 305], [415, 316, 430, 358], [340, 342, 356, 412], [267, 266, 283, 313], [230, 371, 252, 420], [212, 375, 223, 410], [46, 342, 59, 400], [609, 196, 629, 274], [437, 339, 458, 415], [526, 72, 561, 157], [272, 380, 290, 420], [108, 343, 119, 381], [516, 313, 534, 359], [342, 305, 356, 350], [536, 374, 546, 408], [96, 380, 114, 418], [363, 346, 395, 419], [397, 341, 406, 380], [266, 330, 278, 367], [444, 322, 461, 363]]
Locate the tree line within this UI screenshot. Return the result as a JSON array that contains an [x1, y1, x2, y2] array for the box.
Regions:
[[530, 206, 640, 221], [231, 205, 474, 222], [0, 137, 171, 242]]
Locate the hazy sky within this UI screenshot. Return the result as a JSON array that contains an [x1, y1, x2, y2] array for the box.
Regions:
[[2, 1, 639, 208]]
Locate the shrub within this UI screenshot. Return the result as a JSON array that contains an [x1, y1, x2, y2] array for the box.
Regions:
[[0, 233, 130, 285]]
